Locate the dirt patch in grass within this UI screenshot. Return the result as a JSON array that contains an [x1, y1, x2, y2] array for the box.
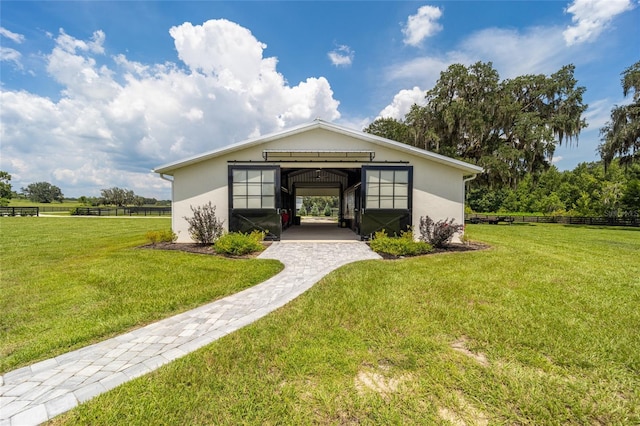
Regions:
[[354, 362, 412, 399], [451, 336, 489, 367], [438, 392, 489, 426]]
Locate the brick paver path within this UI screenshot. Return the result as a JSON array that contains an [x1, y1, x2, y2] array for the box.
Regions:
[[0, 242, 380, 425]]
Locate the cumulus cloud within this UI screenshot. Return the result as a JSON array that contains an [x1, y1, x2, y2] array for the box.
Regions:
[[377, 87, 425, 120], [328, 45, 354, 67], [402, 5, 443, 47], [381, 23, 583, 119], [381, 0, 634, 122], [563, 0, 635, 45], [0, 20, 341, 198]]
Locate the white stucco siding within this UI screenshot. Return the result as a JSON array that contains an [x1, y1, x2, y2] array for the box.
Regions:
[[171, 158, 230, 242], [411, 157, 466, 226]]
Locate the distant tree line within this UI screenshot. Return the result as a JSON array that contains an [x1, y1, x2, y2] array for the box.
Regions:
[[298, 196, 338, 216], [77, 187, 167, 206], [0, 177, 168, 206], [467, 160, 640, 216]]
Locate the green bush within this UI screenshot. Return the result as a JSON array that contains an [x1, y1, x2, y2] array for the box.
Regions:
[[369, 229, 432, 257], [145, 229, 177, 244], [213, 231, 265, 256]]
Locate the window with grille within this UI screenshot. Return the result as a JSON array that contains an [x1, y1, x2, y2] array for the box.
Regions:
[[231, 168, 276, 209], [364, 168, 409, 209]]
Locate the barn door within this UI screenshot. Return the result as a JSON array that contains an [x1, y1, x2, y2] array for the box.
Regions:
[[229, 166, 281, 240], [360, 166, 412, 239]]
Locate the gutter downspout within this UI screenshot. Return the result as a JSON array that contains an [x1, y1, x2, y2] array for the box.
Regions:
[[159, 173, 174, 183], [463, 174, 477, 184]]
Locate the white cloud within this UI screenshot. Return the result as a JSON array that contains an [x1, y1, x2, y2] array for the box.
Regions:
[[402, 5, 443, 47], [1, 47, 23, 69], [458, 26, 569, 78], [381, 24, 585, 119], [379, 20, 615, 142], [377, 87, 425, 120], [583, 98, 617, 129], [0, 27, 25, 44], [386, 56, 457, 91], [328, 45, 354, 67], [0, 20, 341, 198], [0, 27, 25, 69], [563, 0, 635, 45]]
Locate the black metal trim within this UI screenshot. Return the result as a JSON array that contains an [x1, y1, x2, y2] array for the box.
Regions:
[[360, 165, 413, 238], [228, 165, 282, 238], [361, 165, 413, 211], [227, 160, 409, 164]]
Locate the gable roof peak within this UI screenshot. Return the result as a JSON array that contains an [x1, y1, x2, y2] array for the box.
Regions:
[[154, 119, 483, 175]]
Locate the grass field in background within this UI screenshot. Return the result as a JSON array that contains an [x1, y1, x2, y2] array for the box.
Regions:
[[0, 217, 282, 373], [52, 223, 639, 425], [6, 199, 82, 208]]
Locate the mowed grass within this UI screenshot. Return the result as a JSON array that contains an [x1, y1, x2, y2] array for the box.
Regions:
[[53, 224, 640, 425], [0, 217, 282, 373]]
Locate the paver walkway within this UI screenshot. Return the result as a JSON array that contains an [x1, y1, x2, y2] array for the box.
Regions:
[[0, 242, 380, 426]]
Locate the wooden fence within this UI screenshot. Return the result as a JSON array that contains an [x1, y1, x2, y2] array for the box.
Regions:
[[466, 214, 639, 227]]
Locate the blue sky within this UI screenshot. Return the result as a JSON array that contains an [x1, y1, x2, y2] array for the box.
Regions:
[[1, 1, 638, 199]]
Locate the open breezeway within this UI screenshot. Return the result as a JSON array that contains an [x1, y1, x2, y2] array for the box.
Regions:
[[281, 217, 360, 241]]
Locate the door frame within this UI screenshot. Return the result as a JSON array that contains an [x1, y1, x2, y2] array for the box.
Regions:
[[360, 165, 413, 239], [228, 165, 282, 240]]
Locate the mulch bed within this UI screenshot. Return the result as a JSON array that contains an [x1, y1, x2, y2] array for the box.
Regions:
[[138, 242, 271, 258], [371, 241, 490, 260], [140, 241, 489, 260]]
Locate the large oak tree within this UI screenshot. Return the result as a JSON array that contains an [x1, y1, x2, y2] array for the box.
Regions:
[[365, 62, 588, 189]]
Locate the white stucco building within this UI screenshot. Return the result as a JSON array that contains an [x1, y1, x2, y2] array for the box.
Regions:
[[154, 120, 482, 242]]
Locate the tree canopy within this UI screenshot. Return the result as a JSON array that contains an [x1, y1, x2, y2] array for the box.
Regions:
[[21, 182, 64, 203], [0, 171, 12, 201], [365, 61, 588, 189], [100, 187, 142, 206], [598, 61, 640, 169], [466, 160, 640, 216]]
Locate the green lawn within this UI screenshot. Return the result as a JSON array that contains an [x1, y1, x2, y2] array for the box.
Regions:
[[50, 223, 639, 425], [0, 217, 282, 373]]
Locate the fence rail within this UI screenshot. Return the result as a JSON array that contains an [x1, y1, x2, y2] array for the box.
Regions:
[[0, 206, 39, 216], [466, 214, 639, 227], [72, 207, 171, 216]]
